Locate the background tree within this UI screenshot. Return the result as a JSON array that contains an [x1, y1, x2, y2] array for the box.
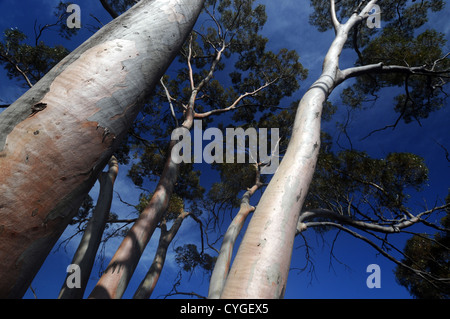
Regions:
[[88, 0, 307, 299]]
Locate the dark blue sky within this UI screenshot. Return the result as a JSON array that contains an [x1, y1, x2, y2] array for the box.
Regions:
[[1, 0, 449, 299]]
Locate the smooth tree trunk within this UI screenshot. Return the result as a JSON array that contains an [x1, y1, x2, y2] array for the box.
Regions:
[[208, 178, 262, 299], [88, 109, 196, 299], [89, 5, 221, 298], [0, 0, 204, 298], [220, 1, 378, 299], [58, 156, 118, 299], [133, 211, 189, 299]]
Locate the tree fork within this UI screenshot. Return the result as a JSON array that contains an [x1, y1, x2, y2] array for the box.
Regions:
[[220, 0, 378, 299], [0, 0, 204, 298]]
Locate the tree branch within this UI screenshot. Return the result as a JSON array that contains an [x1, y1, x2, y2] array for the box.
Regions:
[[330, 0, 341, 33], [194, 78, 278, 119], [0, 52, 34, 88], [340, 0, 378, 34], [195, 41, 226, 92], [339, 61, 450, 84], [186, 212, 205, 255], [297, 203, 450, 235], [304, 221, 446, 288], [187, 34, 195, 91], [160, 77, 179, 127]]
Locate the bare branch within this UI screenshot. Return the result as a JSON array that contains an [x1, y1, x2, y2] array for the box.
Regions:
[[330, 0, 341, 32], [186, 213, 205, 255], [433, 139, 450, 165], [194, 78, 278, 119], [297, 203, 450, 235], [204, 5, 223, 40], [0, 51, 34, 88], [195, 42, 226, 92], [160, 77, 179, 127], [339, 61, 450, 83], [305, 221, 446, 288], [187, 34, 195, 91]]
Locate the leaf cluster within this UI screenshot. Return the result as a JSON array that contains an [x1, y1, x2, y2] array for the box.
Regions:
[[310, 0, 449, 124], [0, 28, 69, 86], [395, 212, 450, 298], [174, 244, 216, 274], [306, 135, 429, 218]]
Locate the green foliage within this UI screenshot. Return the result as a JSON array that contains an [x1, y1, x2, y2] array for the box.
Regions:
[[175, 244, 216, 273], [395, 213, 449, 299], [310, 0, 449, 124], [310, 0, 444, 35], [207, 163, 259, 210], [126, 0, 307, 221], [0, 28, 69, 86], [168, 0, 307, 123], [361, 28, 449, 123], [136, 192, 185, 221], [306, 140, 429, 217]]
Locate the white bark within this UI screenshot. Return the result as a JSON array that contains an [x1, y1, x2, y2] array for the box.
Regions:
[[208, 181, 261, 299], [58, 156, 118, 299], [0, 0, 204, 298], [220, 1, 379, 299]]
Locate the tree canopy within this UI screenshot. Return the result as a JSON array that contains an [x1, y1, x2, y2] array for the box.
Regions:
[[0, 0, 448, 299]]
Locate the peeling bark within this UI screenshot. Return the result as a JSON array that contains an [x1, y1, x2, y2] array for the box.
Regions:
[[0, 0, 204, 298]]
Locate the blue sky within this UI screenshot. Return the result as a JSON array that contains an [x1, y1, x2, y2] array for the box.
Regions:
[[1, 0, 449, 299]]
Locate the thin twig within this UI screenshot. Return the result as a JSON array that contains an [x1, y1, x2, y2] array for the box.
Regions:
[[160, 77, 179, 127]]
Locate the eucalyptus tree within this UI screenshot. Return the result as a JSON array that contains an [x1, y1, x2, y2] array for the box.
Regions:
[[0, 0, 204, 298], [220, 0, 449, 298], [89, 0, 307, 298], [1, 0, 448, 300]]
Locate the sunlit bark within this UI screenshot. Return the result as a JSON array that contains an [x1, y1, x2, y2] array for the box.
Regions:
[[0, 0, 204, 298], [220, 0, 379, 299]]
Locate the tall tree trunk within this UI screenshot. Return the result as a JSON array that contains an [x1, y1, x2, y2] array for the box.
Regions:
[[58, 156, 118, 299], [88, 93, 198, 299], [0, 0, 204, 298], [89, 13, 219, 299], [208, 168, 262, 299], [133, 211, 189, 299], [88, 139, 182, 299], [220, 1, 377, 299]]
